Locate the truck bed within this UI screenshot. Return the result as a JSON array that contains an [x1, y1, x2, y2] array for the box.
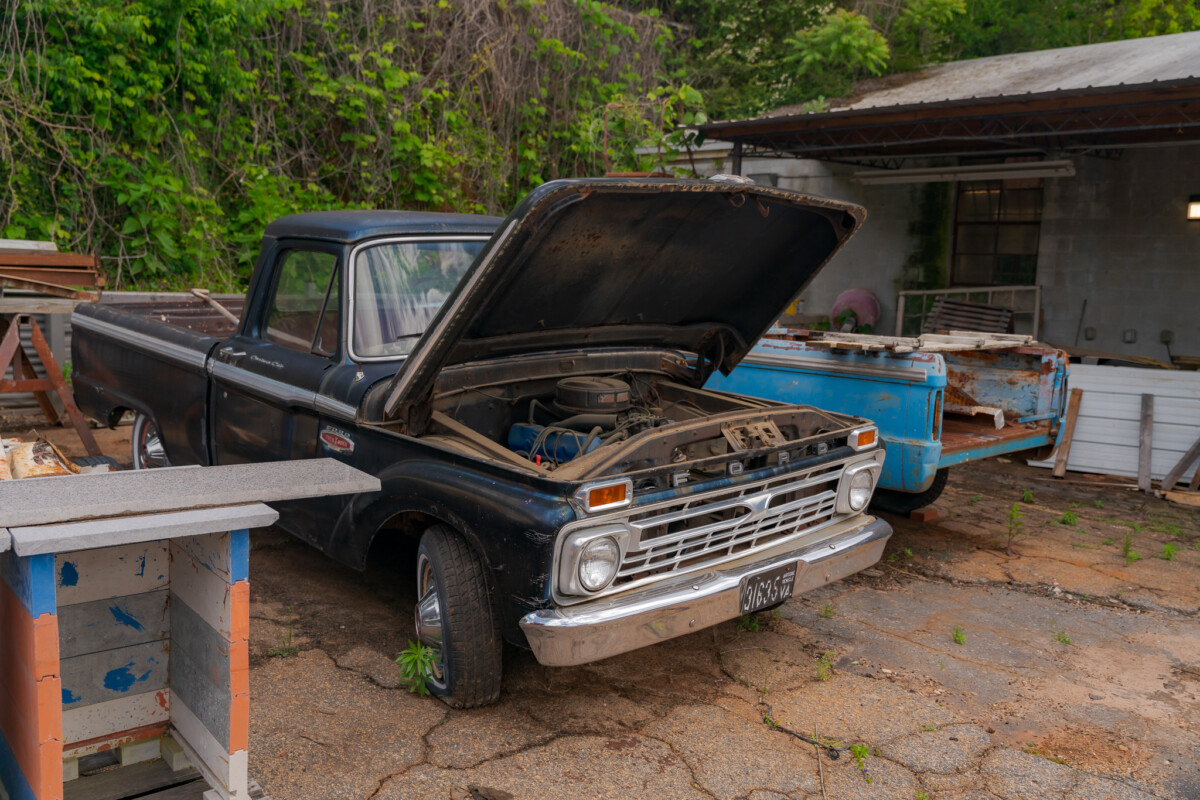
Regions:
[[98, 293, 244, 336]]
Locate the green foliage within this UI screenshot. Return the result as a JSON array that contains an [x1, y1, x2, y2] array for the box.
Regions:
[[785, 9, 890, 97], [1059, 510, 1078, 525], [952, 625, 966, 644], [737, 613, 761, 633], [1053, 631, 1072, 644], [1160, 543, 1178, 561], [1021, 489, 1035, 503], [814, 649, 835, 681], [1122, 532, 1142, 565], [396, 640, 437, 696], [849, 742, 873, 784], [1006, 503, 1025, 554], [1, 0, 698, 288], [821, 602, 835, 619]]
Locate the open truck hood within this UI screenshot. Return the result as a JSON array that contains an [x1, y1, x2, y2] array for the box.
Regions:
[[382, 178, 865, 424]]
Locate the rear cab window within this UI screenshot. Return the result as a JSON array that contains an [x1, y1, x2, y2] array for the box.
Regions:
[[265, 249, 341, 357]]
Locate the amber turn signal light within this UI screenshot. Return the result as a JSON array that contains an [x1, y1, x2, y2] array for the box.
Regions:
[[850, 427, 877, 450], [588, 483, 627, 509]]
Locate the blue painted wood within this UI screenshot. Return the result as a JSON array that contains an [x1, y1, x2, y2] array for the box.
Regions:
[[58, 589, 169, 660], [60, 640, 168, 710], [0, 722, 37, 800], [169, 592, 231, 748], [0, 550, 55, 619], [229, 529, 249, 583]]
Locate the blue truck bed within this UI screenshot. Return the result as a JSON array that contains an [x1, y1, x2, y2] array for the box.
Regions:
[[707, 331, 1069, 509]]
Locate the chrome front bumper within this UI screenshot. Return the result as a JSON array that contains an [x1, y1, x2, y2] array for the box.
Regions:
[[519, 515, 892, 667]]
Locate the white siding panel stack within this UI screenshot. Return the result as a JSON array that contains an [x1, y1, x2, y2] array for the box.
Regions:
[[1029, 364, 1200, 484]]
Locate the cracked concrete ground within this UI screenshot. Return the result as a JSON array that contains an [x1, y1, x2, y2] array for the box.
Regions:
[[242, 458, 1200, 800], [27, 419, 1198, 800]]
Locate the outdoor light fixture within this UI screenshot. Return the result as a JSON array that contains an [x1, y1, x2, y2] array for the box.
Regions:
[[1188, 195, 1200, 220]]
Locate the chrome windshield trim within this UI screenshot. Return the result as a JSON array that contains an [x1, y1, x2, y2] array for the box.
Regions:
[[346, 235, 494, 365], [70, 313, 208, 371]]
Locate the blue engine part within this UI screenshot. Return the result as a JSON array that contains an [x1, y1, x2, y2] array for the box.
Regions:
[[508, 422, 601, 464]]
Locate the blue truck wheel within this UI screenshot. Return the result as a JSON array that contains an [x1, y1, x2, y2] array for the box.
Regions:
[[870, 468, 949, 515]]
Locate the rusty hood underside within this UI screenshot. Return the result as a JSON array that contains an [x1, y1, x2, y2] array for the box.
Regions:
[[383, 178, 865, 422]]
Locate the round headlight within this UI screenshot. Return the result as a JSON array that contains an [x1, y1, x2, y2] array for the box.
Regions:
[[847, 468, 876, 511], [578, 536, 620, 592]]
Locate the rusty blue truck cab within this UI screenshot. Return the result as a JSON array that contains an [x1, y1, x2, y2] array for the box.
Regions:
[[707, 334, 1069, 510]]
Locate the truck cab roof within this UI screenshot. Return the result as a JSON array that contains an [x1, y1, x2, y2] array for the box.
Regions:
[[264, 210, 503, 243]]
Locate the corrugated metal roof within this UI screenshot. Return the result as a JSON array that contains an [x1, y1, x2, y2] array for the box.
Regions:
[[820, 30, 1200, 114]]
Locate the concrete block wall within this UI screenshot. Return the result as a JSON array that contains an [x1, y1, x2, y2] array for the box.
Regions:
[[1037, 143, 1200, 359], [697, 143, 1200, 360]]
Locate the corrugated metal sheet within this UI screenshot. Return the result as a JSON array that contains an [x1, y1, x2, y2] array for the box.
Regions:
[[811, 31, 1200, 114], [1029, 364, 1200, 484]]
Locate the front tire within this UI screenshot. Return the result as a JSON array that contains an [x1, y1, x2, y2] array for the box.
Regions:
[[130, 412, 170, 470], [870, 468, 949, 515], [414, 525, 503, 708]]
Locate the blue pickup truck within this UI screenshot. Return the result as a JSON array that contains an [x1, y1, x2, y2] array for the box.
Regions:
[[708, 330, 1069, 513]]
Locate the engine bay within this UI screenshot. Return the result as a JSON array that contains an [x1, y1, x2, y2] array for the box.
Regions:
[[507, 376, 674, 467], [424, 359, 858, 485]]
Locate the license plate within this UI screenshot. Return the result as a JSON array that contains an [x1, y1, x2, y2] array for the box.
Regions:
[[739, 562, 798, 614]]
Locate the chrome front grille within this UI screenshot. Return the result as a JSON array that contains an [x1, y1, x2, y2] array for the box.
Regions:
[[610, 461, 846, 589]]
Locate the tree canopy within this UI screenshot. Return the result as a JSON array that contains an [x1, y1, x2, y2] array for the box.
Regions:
[[1, 0, 1197, 288]]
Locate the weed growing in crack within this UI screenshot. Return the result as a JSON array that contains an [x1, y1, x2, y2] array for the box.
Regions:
[[921, 723, 940, 731], [850, 742, 873, 784], [952, 626, 966, 645], [1059, 509, 1078, 525], [815, 650, 835, 681], [1100, 538, 1116, 546], [1053, 631, 1071, 645], [1122, 532, 1142, 565], [969, 494, 980, 504], [267, 606, 299, 658], [1006, 503, 1025, 555], [736, 614, 761, 633], [917, 791, 931, 800], [396, 640, 437, 697], [1093, 499, 1104, 509], [1160, 543, 1178, 561], [1021, 488, 1034, 503], [821, 603, 835, 619]]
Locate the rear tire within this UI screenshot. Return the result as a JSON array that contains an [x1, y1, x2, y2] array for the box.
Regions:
[[870, 468, 949, 515], [130, 412, 171, 469], [414, 525, 503, 708]]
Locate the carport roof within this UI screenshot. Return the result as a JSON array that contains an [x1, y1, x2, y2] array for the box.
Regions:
[[700, 30, 1200, 164]]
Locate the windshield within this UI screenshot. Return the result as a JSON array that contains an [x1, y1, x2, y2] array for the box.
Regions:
[[352, 239, 487, 358]]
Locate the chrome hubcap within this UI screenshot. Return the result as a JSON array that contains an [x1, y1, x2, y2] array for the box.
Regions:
[[414, 554, 447, 686], [137, 418, 170, 469]]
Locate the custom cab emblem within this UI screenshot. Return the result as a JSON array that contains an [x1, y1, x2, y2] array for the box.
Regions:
[[319, 426, 355, 454]]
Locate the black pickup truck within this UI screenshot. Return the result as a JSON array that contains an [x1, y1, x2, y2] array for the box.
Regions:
[[72, 178, 891, 707]]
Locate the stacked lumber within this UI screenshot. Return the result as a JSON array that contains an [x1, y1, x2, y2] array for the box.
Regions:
[[0, 238, 102, 300]]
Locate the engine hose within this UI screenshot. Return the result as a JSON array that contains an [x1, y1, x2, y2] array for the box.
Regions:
[[581, 426, 604, 453], [555, 413, 618, 431]]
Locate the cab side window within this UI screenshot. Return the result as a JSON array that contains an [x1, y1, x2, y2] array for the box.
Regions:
[[265, 250, 340, 357]]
